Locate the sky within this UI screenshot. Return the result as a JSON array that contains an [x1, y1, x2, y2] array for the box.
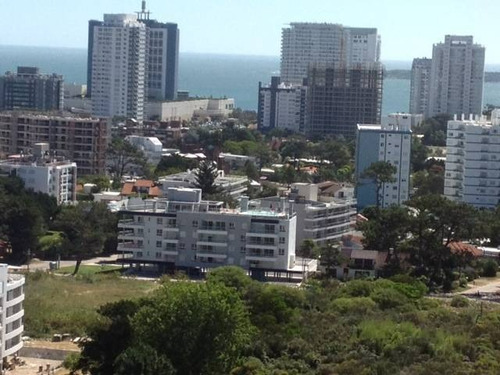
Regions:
[[1, 0, 500, 63]]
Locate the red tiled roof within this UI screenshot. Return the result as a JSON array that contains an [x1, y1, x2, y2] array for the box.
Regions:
[[134, 179, 155, 188], [120, 182, 134, 196], [448, 241, 482, 257]]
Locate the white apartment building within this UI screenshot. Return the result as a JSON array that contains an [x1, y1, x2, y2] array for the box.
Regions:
[[255, 183, 357, 248], [158, 170, 248, 198], [117, 188, 297, 275], [355, 121, 412, 211], [427, 35, 485, 118], [90, 14, 147, 122], [0, 144, 77, 204], [258, 77, 307, 132], [146, 98, 235, 122], [125, 135, 163, 165], [445, 111, 500, 209], [382, 113, 423, 129], [280, 23, 380, 85], [0, 265, 25, 364], [409, 58, 432, 116]]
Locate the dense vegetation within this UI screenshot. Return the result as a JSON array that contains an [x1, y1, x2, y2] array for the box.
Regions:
[[70, 267, 500, 375]]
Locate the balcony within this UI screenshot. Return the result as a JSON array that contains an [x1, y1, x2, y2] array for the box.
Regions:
[[197, 228, 228, 235], [196, 251, 228, 259], [245, 250, 277, 262], [117, 232, 143, 241], [117, 243, 144, 251], [118, 219, 144, 228]]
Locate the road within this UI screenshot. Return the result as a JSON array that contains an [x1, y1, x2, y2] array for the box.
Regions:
[[23, 254, 121, 272]]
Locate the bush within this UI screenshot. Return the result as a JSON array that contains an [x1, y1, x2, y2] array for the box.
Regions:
[[450, 295, 470, 308], [342, 280, 374, 297], [481, 259, 498, 277], [331, 297, 377, 315], [370, 288, 409, 310]]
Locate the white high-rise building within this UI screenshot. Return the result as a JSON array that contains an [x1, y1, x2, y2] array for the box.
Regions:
[[0, 265, 25, 364], [355, 118, 412, 211], [427, 35, 485, 118], [445, 111, 500, 209], [90, 14, 147, 122], [409, 58, 432, 115], [257, 77, 307, 132], [280, 23, 380, 85]]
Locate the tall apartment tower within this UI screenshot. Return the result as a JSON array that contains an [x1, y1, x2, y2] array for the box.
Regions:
[[257, 76, 307, 132], [305, 63, 383, 138], [0, 67, 63, 111], [409, 58, 432, 115], [87, 2, 180, 102], [89, 14, 147, 122], [445, 111, 500, 209], [136, 2, 180, 101], [427, 35, 485, 118], [280, 23, 380, 85], [355, 115, 412, 211]]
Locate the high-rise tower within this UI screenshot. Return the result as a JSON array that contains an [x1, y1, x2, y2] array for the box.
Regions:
[[427, 35, 485, 118], [89, 14, 147, 122]]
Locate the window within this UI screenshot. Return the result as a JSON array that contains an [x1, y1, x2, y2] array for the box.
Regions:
[[156, 252, 162, 259], [279, 225, 286, 232], [157, 218, 163, 225], [137, 252, 143, 258], [240, 235, 246, 242], [191, 244, 197, 250], [229, 222, 235, 229], [156, 229, 162, 236], [279, 237, 285, 244], [192, 220, 198, 227], [156, 241, 162, 248], [279, 248, 285, 256], [240, 247, 246, 253], [179, 243, 185, 250]]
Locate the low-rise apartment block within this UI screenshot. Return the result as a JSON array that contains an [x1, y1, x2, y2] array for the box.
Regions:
[[254, 183, 356, 248], [0, 143, 77, 204], [158, 170, 248, 198], [117, 188, 297, 276], [0, 112, 109, 175]]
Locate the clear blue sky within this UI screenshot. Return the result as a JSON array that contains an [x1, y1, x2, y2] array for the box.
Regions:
[[1, 0, 499, 63]]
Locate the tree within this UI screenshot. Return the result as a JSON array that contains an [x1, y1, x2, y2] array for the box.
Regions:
[[132, 282, 254, 375], [52, 202, 118, 274], [107, 138, 147, 181], [243, 160, 260, 181], [319, 242, 346, 277], [78, 300, 142, 375], [361, 161, 397, 208], [298, 239, 320, 280], [411, 137, 429, 172], [194, 161, 220, 196]]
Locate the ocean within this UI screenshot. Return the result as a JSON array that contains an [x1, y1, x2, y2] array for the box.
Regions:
[[1, 45, 500, 115]]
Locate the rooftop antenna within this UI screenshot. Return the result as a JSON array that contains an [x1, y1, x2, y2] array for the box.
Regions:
[[136, 0, 151, 20]]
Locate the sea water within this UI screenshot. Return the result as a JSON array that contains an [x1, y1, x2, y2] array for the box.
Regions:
[[1, 45, 499, 114]]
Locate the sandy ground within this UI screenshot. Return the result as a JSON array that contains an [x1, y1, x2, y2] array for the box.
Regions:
[[6, 357, 62, 375], [461, 277, 500, 295]]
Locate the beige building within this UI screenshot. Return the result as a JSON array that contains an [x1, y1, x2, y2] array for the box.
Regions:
[[146, 98, 235, 122]]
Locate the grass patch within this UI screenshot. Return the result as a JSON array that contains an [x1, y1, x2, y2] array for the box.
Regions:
[[56, 264, 122, 276], [24, 271, 157, 338]]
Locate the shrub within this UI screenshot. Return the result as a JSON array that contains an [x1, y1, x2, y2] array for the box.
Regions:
[[331, 297, 377, 315], [370, 288, 409, 310], [481, 259, 498, 277], [342, 280, 374, 297], [450, 295, 470, 308]]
